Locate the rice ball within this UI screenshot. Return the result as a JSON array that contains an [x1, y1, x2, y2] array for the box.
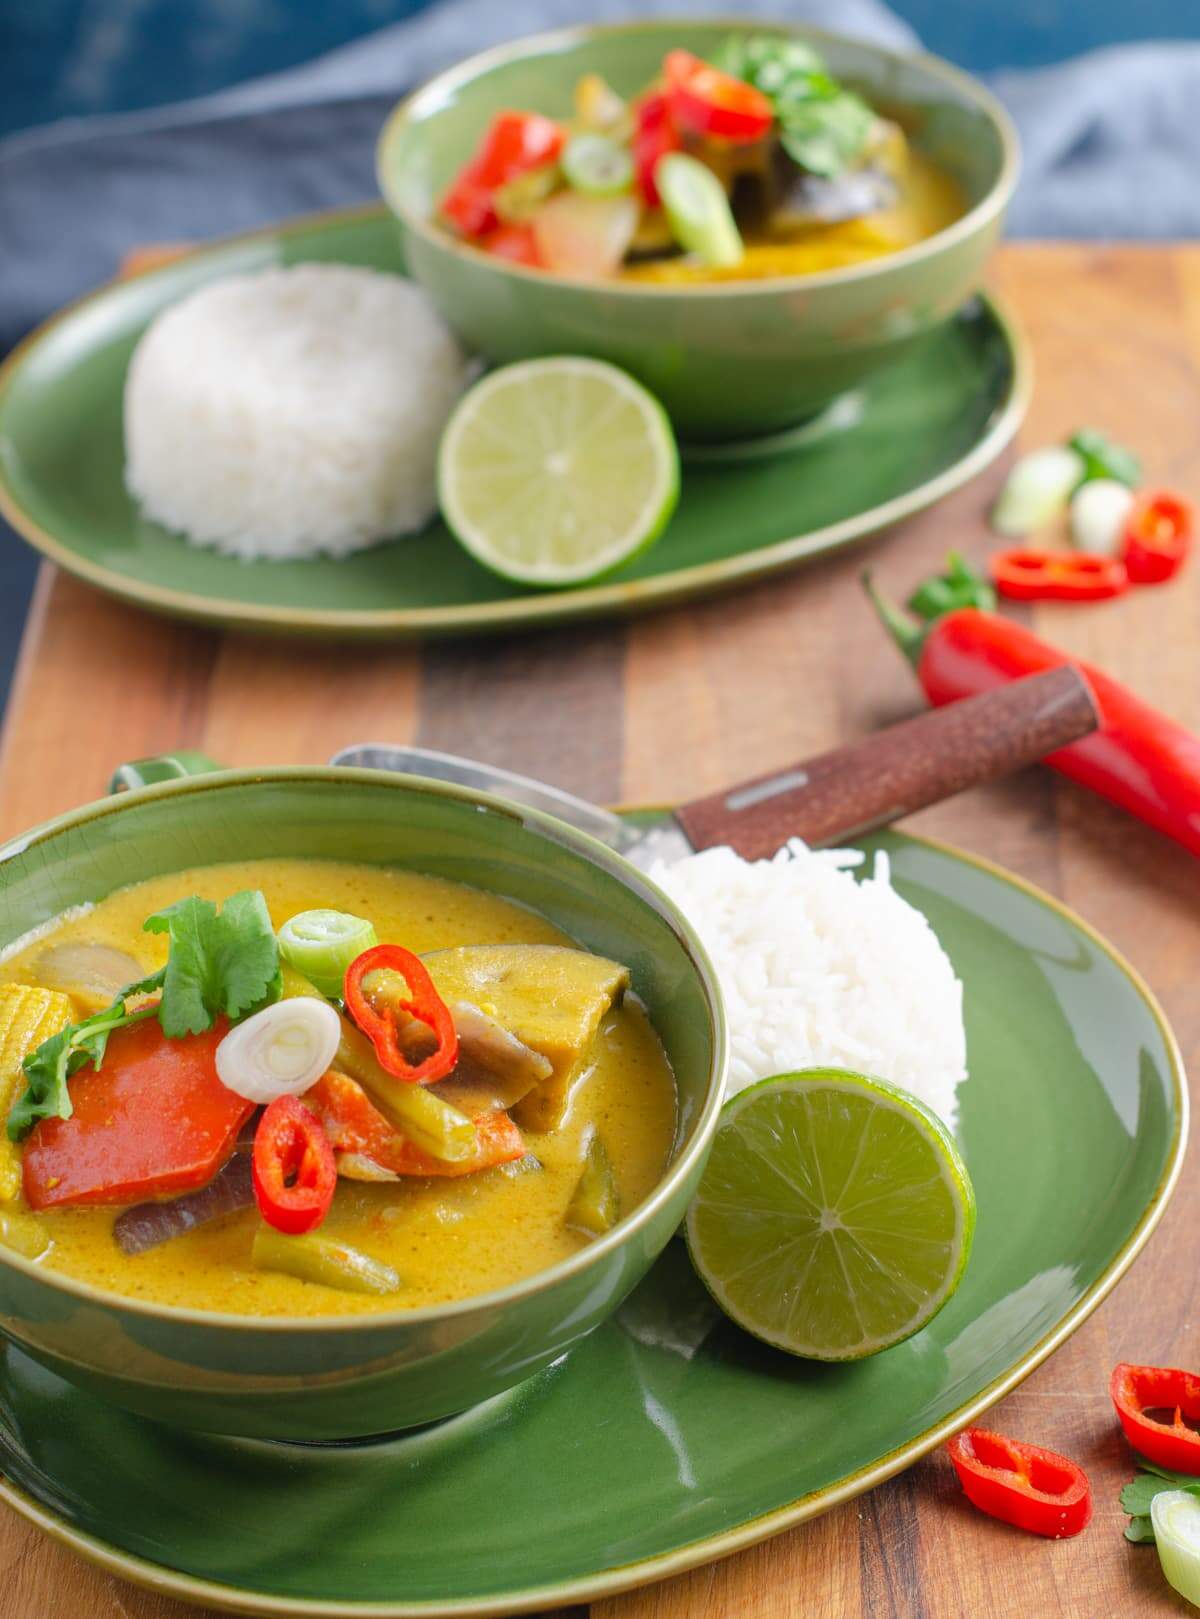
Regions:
[[124, 265, 472, 560]]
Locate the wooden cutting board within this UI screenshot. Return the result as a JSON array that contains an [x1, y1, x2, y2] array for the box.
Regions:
[[0, 245, 1198, 1618]]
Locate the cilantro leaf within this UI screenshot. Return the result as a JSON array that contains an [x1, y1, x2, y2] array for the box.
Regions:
[[1117, 1469, 1200, 1544], [144, 889, 280, 1038], [7, 892, 280, 1137], [779, 93, 876, 180], [7, 970, 164, 1140], [711, 33, 875, 178], [1069, 428, 1142, 490]]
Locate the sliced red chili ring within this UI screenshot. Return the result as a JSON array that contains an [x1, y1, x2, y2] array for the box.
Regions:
[[663, 50, 774, 144], [252, 1095, 336, 1236], [1111, 1363, 1200, 1473], [991, 548, 1129, 602], [1123, 491, 1192, 585], [632, 92, 680, 207], [946, 1428, 1092, 1538], [343, 944, 458, 1085]]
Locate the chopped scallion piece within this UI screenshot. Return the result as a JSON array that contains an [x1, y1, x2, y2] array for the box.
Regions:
[[656, 153, 743, 268], [1152, 1490, 1200, 1608], [278, 910, 378, 1001], [990, 446, 1085, 537]]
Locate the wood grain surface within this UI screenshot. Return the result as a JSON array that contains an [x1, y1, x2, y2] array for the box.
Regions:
[[0, 244, 1198, 1618]]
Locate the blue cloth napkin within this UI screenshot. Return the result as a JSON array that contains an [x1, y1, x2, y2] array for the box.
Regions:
[[3, 0, 1200, 355]]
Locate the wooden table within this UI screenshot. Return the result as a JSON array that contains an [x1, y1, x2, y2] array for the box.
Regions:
[[1, 244, 1198, 1618]]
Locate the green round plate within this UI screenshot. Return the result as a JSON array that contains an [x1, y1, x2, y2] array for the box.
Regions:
[[0, 825, 1183, 1616], [0, 205, 1028, 640]]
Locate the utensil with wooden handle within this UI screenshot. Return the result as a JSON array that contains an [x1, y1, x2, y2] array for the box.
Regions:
[[331, 664, 1100, 868]]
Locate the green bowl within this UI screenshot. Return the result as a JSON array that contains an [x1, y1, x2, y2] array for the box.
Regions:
[[0, 766, 727, 1441], [377, 19, 1019, 440]]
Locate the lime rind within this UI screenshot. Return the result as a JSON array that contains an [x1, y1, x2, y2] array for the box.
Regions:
[[686, 1068, 975, 1361], [437, 357, 680, 589]]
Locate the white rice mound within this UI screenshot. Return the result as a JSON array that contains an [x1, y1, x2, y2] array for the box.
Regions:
[[124, 265, 472, 559], [651, 840, 967, 1130]]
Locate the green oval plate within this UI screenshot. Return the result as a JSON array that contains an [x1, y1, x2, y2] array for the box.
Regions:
[[0, 205, 1027, 640], [0, 824, 1183, 1616]]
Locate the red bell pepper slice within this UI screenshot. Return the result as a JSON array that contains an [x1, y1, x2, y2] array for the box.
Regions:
[[946, 1428, 1092, 1538], [343, 944, 458, 1085], [991, 548, 1129, 602], [1123, 491, 1192, 584], [1111, 1363, 1200, 1472], [252, 1095, 336, 1235], [663, 50, 774, 144], [440, 111, 565, 240], [632, 92, 680, 207], [305, 1070, 524, 1178], [479, 222, 542, 267], [22, 1019, 252, 1210]]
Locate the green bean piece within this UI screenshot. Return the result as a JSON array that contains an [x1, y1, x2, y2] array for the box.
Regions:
[[251, 1226, 400, 1296], [0, 1209, 51, 1260], [280, 967, 477, 1164], [334, 1019, 477, 1163], [565, 1131, 619, 1237]]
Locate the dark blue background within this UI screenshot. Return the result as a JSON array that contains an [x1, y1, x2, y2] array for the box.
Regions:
[[4, 0, 1193, 138], [0, 0, 1194, 708]]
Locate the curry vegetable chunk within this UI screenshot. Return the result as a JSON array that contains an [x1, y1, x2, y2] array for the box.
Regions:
[[0, 860, 677, 1317], [425, 944, 631, 1131]]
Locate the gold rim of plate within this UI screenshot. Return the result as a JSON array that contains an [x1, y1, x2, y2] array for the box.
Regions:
[[0, 823, 1185, 1619], [0, 203, 1032, 634]]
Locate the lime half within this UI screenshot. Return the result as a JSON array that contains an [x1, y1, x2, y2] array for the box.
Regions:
[[687, 1069, 975, 1360], [438, 357, 680, 588]]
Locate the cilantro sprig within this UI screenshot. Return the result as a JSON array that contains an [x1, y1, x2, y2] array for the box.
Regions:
[[7, 889, 280, 1140], [1120, 1464, 1200, 1544], [712, 33, 876, 178]]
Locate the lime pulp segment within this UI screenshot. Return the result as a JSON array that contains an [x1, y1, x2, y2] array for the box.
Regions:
[[437, 358, 680, 588], [686, 1069, 975, 1361]]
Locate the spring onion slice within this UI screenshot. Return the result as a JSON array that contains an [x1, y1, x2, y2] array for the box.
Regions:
[[991, 446, 1085, 537], [1152, 1490, 1200, 1607], [656, 153, 744, 268], [562, 133, 634, 197], [216, 999, 341, 1105], [1070, 477, 1135, 556], [278, 910, 378, 1001]]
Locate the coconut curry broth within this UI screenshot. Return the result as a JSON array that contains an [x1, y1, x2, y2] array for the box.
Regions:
[[0, 860, 678, 1316]]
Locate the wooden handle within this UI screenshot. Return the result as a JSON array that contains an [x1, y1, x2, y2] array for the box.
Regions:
[[674, 666, 1101, 858]]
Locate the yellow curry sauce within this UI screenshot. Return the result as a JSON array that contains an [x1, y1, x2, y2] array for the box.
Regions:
[[0, 860, 678, 1317]]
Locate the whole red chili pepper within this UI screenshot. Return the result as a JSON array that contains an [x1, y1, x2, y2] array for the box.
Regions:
[[343, 944, 458, 1085], [866, 566, 1200, 858], [1111, 1363, 1200, 1473], [252, 1095, 336, 1235], [991, 548, 1129, 602], [1123, 492, 1192, 585], [946, 1428, 1092, 1538]]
